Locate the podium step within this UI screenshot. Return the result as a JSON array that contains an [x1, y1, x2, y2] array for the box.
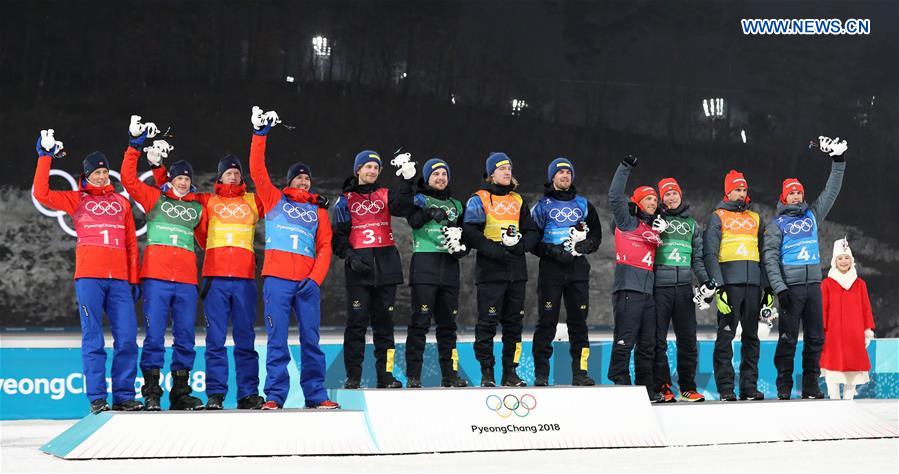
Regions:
[[41, 409, 376, 459], [40, 388, 898, 459]]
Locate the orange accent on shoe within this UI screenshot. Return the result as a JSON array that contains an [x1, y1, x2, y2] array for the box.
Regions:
[[313, 400, 340, 410], [680, 390, 706, 402], [261, 400, 281, 410]]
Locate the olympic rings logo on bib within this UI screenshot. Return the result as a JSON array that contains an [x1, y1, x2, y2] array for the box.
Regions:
[[722, 217, 756, 230], [31, 168, 152, 237], [84, 200, 123, 216], [281, 202, 318, 223], [487, 201, 520, 215], [161, 201, 199, 221], [642, 231, 663, 245], [485, 393, 537, 418], [547, 207, 583, 223], [433, 204, 458, 221], [214, 203, 251, 219], [664, 220, 692, 235], [350, 200, 385, 216], [785, 218, 813, 235]]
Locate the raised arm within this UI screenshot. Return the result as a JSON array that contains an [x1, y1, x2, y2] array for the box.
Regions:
[[608, 159, 638, 231]]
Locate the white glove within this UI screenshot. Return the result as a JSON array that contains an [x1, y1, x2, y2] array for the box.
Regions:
[[129, 115, 159, 138], [818, 136, 848, 157], [143, 140, 174, 166], [865, 329, 874, 348], [651, 215, 669, 233], [39, 129, 65, 156], [391, 152, 416, 179], [501, 226, 521, 247], [568, 223, 588, 243]]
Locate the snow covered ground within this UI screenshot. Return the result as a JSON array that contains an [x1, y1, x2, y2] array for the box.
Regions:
[[2, 401, 896, 473]]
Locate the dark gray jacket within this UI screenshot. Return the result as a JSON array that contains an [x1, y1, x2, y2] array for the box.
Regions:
[[609, 162, 656, 294], [704, 199, 768, 287], [654, 205, 709, 288], [763, 160, 845, 294]]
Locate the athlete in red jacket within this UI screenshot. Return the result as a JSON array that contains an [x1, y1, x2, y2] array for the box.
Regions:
[[247, 106, 338, 409], [32, 129, 142, 414], [120, 118, 204, 411], [154, 142, 267, 411]]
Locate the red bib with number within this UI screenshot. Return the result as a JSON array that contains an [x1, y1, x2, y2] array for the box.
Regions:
[[347, 188, 394, 249], [614, 221, 661, 270], [73, 193, 129, 250]]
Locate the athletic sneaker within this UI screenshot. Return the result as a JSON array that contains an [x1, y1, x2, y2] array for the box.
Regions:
[[112, 400, 144, 411], [739, 391, 765, 401], [441, 374, 469, 388], [801, 391, 826, 399], [344, 378, 361, 389], [659, 384, 677, 403], [777, 392, 791, 400], [720, 393, 738, 402], [679, 390, 706, 402], [261, 401, 281, 410], [501, 372, 527, 387], [90, 399, 110, 415], [205, 393, 225, 410], [237, 394, 264, 409], [406, 377, 422, 389], [572, 373, 595, 386], [533, 376, 549, 387], [307, 400, 340, 410]]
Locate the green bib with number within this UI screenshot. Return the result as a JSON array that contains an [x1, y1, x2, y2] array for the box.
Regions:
[[657, 215, 694, 267], [411, 195, 463, 253], [146, 196, 202, 252]]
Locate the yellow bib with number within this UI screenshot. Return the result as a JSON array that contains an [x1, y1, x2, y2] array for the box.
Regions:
[[716, 209, 760, 262], [476, 190, 523, 242], [206, 194, 259, 251]]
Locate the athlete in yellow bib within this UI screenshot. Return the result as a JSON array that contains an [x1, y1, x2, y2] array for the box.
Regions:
[[462, 153, 538, 387], [703, 170, 770, 402]]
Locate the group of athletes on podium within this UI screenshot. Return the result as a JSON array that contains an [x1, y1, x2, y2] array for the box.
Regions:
[[31, 106, 849, 413]]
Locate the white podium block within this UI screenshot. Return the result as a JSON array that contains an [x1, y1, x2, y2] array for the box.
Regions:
[[655, 400, 899, 446], [330, 385, 666, 453], [41, 410, 376, 459]]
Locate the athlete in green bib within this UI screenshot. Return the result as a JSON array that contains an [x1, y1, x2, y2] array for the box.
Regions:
[[146, 197, 202, 251], [401, 158, 470, 388], [652, 177, 714, 403]]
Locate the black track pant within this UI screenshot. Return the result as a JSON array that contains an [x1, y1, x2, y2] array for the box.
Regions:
[[653, 285, 698, 392], [344, 284, 397, 383], [774, 283, 824, 395], [532, 279, 590, 380], [713, 284, 760, 396], [474, 281, 526, 372], [405, 284, 460, 379], [608, 290, 656, 392]]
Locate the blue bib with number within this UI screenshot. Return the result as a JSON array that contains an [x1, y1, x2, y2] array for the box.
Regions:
[[776, 209, 820, 265], [539, 196, 588, 245], [265, 196, 318, 258]]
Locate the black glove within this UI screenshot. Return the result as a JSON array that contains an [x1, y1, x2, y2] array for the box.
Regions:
[[777, 289, 790, 310], [622, 154, 638, 167], [544, 243, 574, 264], [574, 239, 595, 255], [132, 284, 142, 304], [347, 254, 374, 275], [505, 240, 526, 256], [316, 194, 330, 209], [425, 207, 449, 223]]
